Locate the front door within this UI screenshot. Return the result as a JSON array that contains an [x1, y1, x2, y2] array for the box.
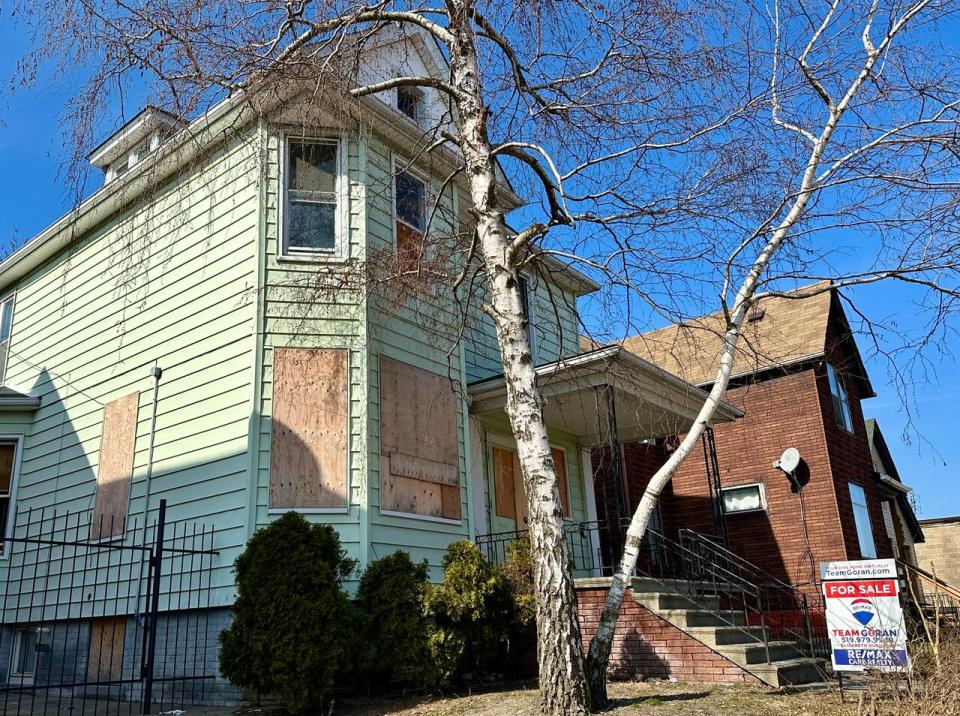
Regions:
[[493, 446, 528, 529]]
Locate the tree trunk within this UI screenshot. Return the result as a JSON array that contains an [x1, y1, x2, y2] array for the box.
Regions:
[[446, 4, 590, 714]]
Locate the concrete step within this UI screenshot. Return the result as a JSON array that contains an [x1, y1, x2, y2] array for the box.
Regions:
[[632, 591, 721, 612], [630, 576, 735, 595], [684, 624, 768, 646], [657, 608, 748, 628], [747, 657, 829, 688], [719, 640, 804, 665]]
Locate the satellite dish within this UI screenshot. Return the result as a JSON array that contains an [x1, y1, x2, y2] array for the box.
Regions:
[[777, 447, 801, 474]]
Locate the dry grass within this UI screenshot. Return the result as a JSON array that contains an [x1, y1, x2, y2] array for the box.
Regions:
[[279, 681, 857, 716]]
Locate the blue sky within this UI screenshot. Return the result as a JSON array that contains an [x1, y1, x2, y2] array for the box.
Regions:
[[0, 19, 956, 519]]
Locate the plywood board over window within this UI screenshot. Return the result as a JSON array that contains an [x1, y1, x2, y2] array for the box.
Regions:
[[87, 616, 126, 682], [270, 348, 349, 510], [92, 392, 139, 539], [379, 356, 461, 520]]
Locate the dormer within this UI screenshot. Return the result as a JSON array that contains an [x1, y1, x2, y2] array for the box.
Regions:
[[87, 106, 186, 185]]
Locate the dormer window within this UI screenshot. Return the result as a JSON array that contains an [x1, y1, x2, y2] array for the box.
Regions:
[[87, 107, 185, 186], [397, 86, 424, 123]]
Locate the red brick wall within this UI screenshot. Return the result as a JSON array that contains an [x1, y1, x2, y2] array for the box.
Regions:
[[819, 324, 891, 562], [577, 587, 761, 683]]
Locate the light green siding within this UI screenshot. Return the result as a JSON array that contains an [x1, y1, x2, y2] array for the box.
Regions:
[[464, 272, 581, 384], [252, 126, 368, 578], [1, 129, 262, 604], [364, 132, 471, 580]]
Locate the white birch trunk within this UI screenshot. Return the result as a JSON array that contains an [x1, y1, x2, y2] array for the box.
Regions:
[[446, 5, 591, 713], [583, 9, 906, 700]]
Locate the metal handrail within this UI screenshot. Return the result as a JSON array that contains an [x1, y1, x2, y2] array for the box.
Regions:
[[898, 559, 960, 602]]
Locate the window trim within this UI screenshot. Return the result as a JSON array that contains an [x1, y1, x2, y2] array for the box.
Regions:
[[720, 482, 767, 515], [8, 626, 39, 685], [517, 273, 538, 364], [391, 154, 432, 246], [0, 292, 16, 386], [0, 435, 24, 560], [278, 133, 349, 263], [848, 481, 878, 559], [826, 363, 855, 434]]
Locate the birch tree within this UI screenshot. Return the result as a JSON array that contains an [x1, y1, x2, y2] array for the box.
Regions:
[[11, 0, 960, 712]]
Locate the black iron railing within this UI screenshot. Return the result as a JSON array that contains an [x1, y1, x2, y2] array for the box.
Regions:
[[476, 521, 830, 665], [476, 520, 611, 575], [667, 529, 830, 660]]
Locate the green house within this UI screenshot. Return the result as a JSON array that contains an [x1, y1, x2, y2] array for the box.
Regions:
[[0, 27, 737, 707]]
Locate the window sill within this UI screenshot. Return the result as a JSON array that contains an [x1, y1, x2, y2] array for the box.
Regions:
[[380, 509, 463, 526], [723, 508, 767, 516], [276, 250, 349, 265], [268, 507, 350, 515]]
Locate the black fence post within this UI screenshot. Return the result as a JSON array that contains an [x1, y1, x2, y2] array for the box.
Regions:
[[141, 499, 167, 715]]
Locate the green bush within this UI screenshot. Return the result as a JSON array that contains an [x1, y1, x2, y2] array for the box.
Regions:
[[502, 535, 536, 627], [356, 551, 433, 687], [219, 512, 357, 713], [423, 540, 516, 685]]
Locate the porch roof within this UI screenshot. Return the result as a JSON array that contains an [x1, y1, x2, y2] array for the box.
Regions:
[[467, 346, 742, 444]]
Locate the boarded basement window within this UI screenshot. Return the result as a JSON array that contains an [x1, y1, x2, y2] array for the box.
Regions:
[[92, 392, 139, 540], [87, 616, 126, 682], [270, 348, 348, 509], [379, 356, 460, 520]]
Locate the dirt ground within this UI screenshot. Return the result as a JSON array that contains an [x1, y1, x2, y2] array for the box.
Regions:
[[232, 681, 861, 716]]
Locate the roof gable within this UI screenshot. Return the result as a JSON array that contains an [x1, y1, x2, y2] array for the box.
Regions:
[[622, 282, 834, 386]]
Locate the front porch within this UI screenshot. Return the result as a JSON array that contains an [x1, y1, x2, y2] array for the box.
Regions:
[[468, 345, 741, 577]]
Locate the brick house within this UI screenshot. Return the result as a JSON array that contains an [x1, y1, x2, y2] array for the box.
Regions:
[[612, 283, 918, 590]]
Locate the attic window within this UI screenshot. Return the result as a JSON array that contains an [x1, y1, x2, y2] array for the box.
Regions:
[[397, 86, 424, 122]]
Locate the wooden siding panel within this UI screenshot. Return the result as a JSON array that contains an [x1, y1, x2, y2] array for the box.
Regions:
[[92, 393, 139, 539], [269, 348, 348, 509]]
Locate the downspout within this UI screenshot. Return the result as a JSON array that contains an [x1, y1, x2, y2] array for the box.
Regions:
[[135, 364, 163, 621], [140, 365, 163, 539]]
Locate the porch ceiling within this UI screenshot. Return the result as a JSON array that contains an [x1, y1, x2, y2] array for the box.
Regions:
[[468, 346, 742, 445]]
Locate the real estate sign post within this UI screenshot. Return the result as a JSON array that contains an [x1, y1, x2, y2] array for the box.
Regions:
[[820, 559, 910, 672]]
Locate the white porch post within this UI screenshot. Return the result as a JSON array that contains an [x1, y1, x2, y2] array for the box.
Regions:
[[470, 417, 488, 538], [581, 447, 602, 577]]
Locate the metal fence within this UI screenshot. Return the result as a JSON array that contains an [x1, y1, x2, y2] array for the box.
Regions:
[[0, 499, 220, 715]]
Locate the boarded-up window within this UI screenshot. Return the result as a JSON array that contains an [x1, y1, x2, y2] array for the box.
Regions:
[[87, 617, 126, 681], [379, 356, 460, 520], [93, 393, 139, 539], [270, 348, 349, 509]]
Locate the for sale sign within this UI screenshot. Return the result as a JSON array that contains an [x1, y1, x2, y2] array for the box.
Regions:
[[820, 559, 910, 672]]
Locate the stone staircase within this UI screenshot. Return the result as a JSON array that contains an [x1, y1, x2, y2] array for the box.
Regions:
[[630, 577, 828, 687]]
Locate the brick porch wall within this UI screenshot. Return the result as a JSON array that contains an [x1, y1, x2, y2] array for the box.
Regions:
[[577, 586, 761, 683]]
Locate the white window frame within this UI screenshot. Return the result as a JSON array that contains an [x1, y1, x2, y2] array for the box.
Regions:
[[0, 435, 24, 560], [517, 273, 538, 364], [0, 293, 15, 385], [278, 133, 349, 263], [848, 482, 878, 559], [826, 363, 854, 433], [8, 626, 39, 685], [720, 482, 767, 515]]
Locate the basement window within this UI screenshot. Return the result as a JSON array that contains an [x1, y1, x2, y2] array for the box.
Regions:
[[9, 627, 38, 685], [282, 137, 344, 258], [826, 363, 854, 433], [721, 483, 765, 514]]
